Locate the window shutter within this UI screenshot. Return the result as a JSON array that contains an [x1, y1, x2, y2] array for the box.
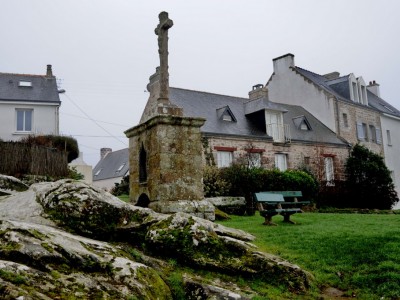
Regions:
[[376, 127, 382, 144], [356, 122, 364, 140]]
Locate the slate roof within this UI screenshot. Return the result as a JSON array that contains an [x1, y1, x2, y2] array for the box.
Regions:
[[294, 67, 400, 118], [93, 148, 129, 181], [0, 72, 60, 104], [169, 87, 347, 146]]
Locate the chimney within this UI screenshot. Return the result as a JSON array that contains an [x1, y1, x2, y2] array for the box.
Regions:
[[248, 84, 268, 100], [323, 72, 340, 80], [367, 80, 380, 97], [100, 148, 112, 160], [272, 53, 295, 75], [46, 64, 53, 77]]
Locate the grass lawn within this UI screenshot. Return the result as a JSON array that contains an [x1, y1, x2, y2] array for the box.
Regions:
[[218, 213, 400, 299], [117, 194, 130, 202]]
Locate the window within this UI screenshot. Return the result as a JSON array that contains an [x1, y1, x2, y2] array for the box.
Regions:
[[116, 163, 126, 172], [369, 125, 376, 143], [217, 151, 233, 168], [304, 156, 310, 165], [16, 109, 33, 132], [387, 130, 392, 146], [356, 122, 368, 141], [275, 153, 287, 171], [376, 127, 382, 144], [342, 113, 348, 128], [248, 152, 261, 168], [222, 113, 233, 121], [352, 82, 359, 102], [139, 144, 147, 182], [18, 81, 32, 87], [324, 157, 334, 182]]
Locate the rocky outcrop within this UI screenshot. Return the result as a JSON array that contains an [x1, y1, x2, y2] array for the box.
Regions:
[[0, 175, 29, 196], [0, 178, 313, 299]]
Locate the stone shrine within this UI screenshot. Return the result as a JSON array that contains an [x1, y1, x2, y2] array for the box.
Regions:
[[124, 12, 213, 220]]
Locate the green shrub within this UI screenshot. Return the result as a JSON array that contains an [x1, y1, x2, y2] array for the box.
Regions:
[[203, 166, 231, 197], [111, 175, 129, 196], [206, 165, 318, 215], [20, 135, 79, 163], [345, 144, 398, 209]]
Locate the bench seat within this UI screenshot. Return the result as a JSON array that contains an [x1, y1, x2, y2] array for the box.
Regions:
[[254, 191, 309, 225]]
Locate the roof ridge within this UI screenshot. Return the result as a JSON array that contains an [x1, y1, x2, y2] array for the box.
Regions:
[[171, 86, 247, 101], [0, 72, 47, 78]]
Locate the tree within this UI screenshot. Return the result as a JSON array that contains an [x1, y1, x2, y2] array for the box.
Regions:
[[345, 144, 398, 209]]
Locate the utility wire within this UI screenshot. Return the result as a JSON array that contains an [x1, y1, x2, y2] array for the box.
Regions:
[[60, 112, 130, 127], [61, 93, 128, 146]]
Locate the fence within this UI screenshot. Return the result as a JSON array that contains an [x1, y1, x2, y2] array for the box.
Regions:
[[0, 142, 68, 177]]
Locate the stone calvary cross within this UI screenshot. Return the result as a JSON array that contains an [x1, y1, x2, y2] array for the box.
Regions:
[[155, 11, 173, 101]]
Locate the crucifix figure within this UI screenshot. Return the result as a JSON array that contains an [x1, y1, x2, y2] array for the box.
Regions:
[[155, 11, 173, 101]]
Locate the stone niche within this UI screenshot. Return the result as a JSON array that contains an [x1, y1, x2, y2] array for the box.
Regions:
[[125, 114, 214, 219]]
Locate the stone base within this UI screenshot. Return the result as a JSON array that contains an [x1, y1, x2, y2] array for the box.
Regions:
[[206, 196, 246, 215], [149, 200, 215, 221]]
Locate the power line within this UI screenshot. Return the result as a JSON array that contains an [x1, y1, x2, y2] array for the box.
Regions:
[[60, 112, 130, 127], [61, 93, 128, 147]]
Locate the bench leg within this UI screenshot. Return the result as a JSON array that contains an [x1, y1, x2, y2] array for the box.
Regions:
[[262, 212, 279, 226], [282, 212, 296, 224]]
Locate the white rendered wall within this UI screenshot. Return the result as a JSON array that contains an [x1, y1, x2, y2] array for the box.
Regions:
[[0, 102, 59, 141], [267, 56, 337, 133], [92, 176, 123, 192], [380, 114, 400, 209]]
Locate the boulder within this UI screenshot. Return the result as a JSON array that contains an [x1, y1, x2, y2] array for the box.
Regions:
[[0, 177, 313, 297], [207, 196, 246, 215], [0, 174, 29, 196], [0, 219, 172, 299]]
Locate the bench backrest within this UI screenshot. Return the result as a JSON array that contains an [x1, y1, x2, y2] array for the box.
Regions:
[[254, 193, 284, 203], [259, 191, 302, 198]]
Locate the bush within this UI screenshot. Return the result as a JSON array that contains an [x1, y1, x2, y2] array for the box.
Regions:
[[203, 166, 231, 197], [345, 144, 398, 209], [20, 135, 79, 163], [111, 175, 130, 196], [205, 164, 318, 215]]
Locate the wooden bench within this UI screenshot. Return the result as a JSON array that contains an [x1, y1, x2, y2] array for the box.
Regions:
[[254, 191, 310, 225]]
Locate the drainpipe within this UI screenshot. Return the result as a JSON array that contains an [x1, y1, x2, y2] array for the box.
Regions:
[[334, 96, 341, 137]]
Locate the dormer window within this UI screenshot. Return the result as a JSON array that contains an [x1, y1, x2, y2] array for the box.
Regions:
[[349, 74, 368, 105], [349, 74, 359, 103], [292, 115, 312, 131], [18, 81, 32, 87], [217, 106, 236, 122], [116, 163, 126, 172], [357, 77, 368, 105]]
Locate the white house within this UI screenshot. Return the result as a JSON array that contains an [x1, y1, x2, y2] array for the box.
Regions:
[[92, 148, 129, 191], [266, 54, 400, 206], [0, 65, 61, 141]]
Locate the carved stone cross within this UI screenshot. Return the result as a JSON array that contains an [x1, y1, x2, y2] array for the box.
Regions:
[[155, 11, 173, 101]]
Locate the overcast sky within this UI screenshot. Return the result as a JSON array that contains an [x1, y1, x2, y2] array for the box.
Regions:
[[1, 0, 400, 167]]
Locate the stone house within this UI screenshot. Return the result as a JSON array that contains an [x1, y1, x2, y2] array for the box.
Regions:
[[92, 148, 129, 191], [165, 86, 350, 183], [266, 53, 400, 198], [0, 65, 61, 141]]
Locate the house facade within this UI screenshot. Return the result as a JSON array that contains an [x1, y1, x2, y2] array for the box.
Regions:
[[92, 148, 129, 191], [266, 54, 400, 200], [0, 65, 61, 141], [166, 86, 350, 183]]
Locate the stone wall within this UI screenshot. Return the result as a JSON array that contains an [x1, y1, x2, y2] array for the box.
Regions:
[[125, 115, 205, 204], [203, 136, 350, 181]]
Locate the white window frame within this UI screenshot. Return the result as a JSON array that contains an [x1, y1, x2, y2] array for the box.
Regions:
[[16, 109, 33, 132], [275, 153, 287, 171], [217, 151, 233, 168], [324, 157, 334, 182]]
